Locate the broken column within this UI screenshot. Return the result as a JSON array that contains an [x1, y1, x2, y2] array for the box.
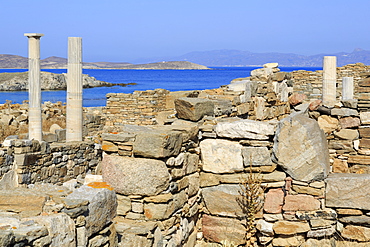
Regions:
[[342, 77, 354, 100], [24, 33, 44, 141], [322, 56, 337, 107], [66, 37, 83, 142]]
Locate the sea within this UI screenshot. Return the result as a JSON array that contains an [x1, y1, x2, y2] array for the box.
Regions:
[[0, 67, 321, 107]]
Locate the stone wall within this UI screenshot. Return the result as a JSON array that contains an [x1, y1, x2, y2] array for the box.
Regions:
[[104, 89, 170, 126], [0, 182, 117, 246], [0, 139, 101, 188]]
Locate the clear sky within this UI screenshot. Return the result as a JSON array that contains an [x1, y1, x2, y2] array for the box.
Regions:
[[1, 0, 369, 62]]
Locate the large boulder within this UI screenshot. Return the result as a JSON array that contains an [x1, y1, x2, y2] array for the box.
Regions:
[[326, 173, 370, 210], [102, 155, 170, 196], [215, 118, 275, 140], [66, 184, 117, 237], [133, 128, 183, 158], [200, 139, 243, 173], [174, 97, 214, 121], [273, 114, 330, 182]]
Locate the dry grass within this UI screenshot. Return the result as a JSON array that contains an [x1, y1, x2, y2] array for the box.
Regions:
[[237, 166, 264, 247]]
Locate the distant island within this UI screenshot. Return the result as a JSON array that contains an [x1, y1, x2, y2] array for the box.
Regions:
[[0, 55, 210, 70]]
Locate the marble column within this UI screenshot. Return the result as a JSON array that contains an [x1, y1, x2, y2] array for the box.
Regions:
[[342, 77, 354, 100], [322, 56, 337, 107], [24, 33, 43, 141], [66, 37, 83, 142]]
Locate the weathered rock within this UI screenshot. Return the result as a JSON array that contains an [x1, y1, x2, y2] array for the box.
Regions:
[[359, 127, 370, 138], [273, 114, 330, 182], [102, 155, 170, 196], [334, 129, 359, 140], [133, 128, 182, 158], [200, 139, 243, 173], [348, 155, 370, 165], [317, 115, 339, 133], [256, 219, 274, 236], [227, 79, 250, 92], [0, 230, 15, 247], [66, 185, 117, 237], [116, 195, 131, 216], [28, 213, 76, 247], [342, 225, 370, 242], [339, 215, 370, 225], [296, 209, 337, 221], [215, 118, 275, 140], [326, 173, 370, 210], [242, 146, 272, 166], [288, 93, 307, 105], [202, 184, 243, 217], [339, 116, 361, 129], [300, 238, 334, 247], [272, 235, 304, 247], [331, 108, 358, 117], [0, 192, 46, 218], [175, 97, 214, 121], [202, 214, 245, 246], [283, 194, 320, 211], [360, 112, 370, 124], [263, 188, 284, 214], [292, 184, 324, 196], [273, 221, 310, 235], [251, 68, 273, 80]]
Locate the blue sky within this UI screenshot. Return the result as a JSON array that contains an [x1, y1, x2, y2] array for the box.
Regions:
[[1, 0, 369, 62]]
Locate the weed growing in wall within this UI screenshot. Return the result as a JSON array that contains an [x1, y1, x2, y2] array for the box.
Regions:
[[237, 165, 264, 247]]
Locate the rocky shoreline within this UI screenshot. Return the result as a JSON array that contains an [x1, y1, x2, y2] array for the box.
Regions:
[[0, 71, 135, 91]]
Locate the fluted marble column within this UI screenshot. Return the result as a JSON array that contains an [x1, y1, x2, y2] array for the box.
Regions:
[[342, 77, 354, 100], [24, 33, 43, 141], [322, 56, 337, 107], [66, 37, 83, 142]]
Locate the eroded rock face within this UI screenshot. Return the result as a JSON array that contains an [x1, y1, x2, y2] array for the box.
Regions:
[[200, 139, 243, 173], [102, 155, 170, 196], [174, 97, 214, 121], [273, 114, 330, 182], [215, 118, 275, 140], [202, 214, 246, 246], [326, 173, 370, 210], [66, 185, 117, 237]]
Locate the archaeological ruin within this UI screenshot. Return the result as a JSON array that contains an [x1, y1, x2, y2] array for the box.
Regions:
[[2, 36, 370, 246]]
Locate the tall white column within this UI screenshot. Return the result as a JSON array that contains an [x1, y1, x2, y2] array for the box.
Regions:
[[342, 77, 354, 101], [66, 37, 83, 142], [24, 33, 43, 141], [322, 56, 337, 107]]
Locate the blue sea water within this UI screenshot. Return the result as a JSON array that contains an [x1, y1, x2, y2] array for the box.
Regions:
[[0, 67, 321, 107]]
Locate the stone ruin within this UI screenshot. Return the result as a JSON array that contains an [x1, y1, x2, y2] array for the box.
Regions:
[[2, 41, 370, 246]]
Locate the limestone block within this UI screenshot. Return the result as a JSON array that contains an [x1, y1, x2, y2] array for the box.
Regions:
[[200, 139, 243, 173], [227, 79, 249, 92], [212, 99, 233, 116], [339, 116, 361, 129], [334, 129, 359, 140], [56, 129, 66, 142], [174, 97, 214, 121], [28, 213, 76, 247], [251, 67, 273, 80], [102, 155, 170, 196], [256, 219, 274, 236], [283, 194, 320, 211], [339, 215, 370, 225], [215, 118, 275, 140], [273, 114, 330, 182], [331, 108, 358, 117], [66, 185, 117, 237], [272, 235, 305, 247], [170, 119, 199, 143], [263, 188, 284, 214], [273, 221, 310, 235], [306, 226, 336, 238], [348, 155, 370, 165], [318, 115, 339, 134], [264, 62, 279, 68], [202, 184, 243, 217], [359, 127, 370, 138], [360, 112, 370, 124], [101, 133, 135, 142], [133, 128, 182, 158], [326, 173, 370, 210], [242, 146, 272, 166], [341, 225, 370, 242], [202, 214, 246, 246]]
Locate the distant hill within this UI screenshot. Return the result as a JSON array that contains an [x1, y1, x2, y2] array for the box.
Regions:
[[0, 55, 209, 70], [133, 48, 370, 67]]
